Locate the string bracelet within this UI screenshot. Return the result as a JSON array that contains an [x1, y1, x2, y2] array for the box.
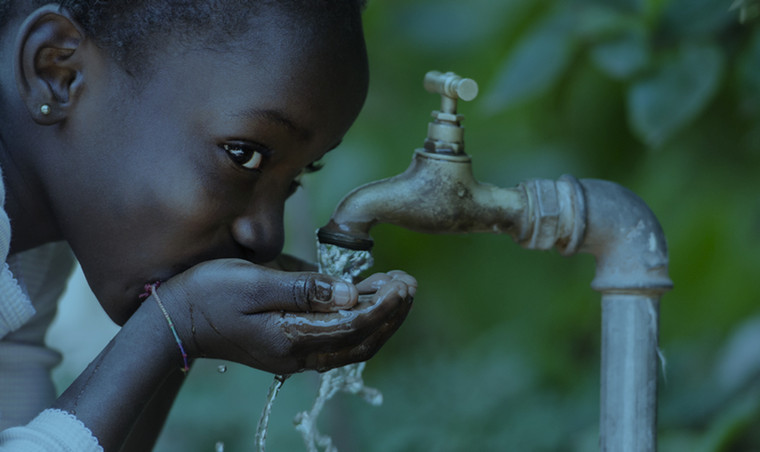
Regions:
[[143, 282, 190, 374]]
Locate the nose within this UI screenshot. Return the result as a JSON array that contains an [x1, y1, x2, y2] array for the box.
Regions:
[[231, 200, 285, 264]]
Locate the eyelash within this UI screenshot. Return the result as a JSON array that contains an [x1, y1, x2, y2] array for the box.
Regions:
[[290, 160, 325, 193], [220, 142, 269, 170]]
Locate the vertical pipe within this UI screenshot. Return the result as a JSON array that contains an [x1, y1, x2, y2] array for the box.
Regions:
[[600, 293, 659, 452], [522, 177, 670, 451]]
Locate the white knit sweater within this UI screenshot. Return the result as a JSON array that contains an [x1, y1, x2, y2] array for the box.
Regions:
[[0, 166, 102, 451]]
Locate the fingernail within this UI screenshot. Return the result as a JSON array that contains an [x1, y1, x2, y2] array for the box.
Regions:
[[332, 281, 352, 306], [313, 280, 334, 303]]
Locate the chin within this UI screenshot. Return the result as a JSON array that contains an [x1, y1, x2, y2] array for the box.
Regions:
[[89, 280, 144, 326], [104, 295, 141, 326]]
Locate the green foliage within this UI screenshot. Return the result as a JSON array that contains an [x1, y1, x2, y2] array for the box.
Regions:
[[628, 41, 724, 147], [483, 4, 577, 112], [481, 0, 735, 148], [157, 0, 760, 450]]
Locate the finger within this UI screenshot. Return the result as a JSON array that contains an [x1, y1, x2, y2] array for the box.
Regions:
[[305, 295, 413, 371], [356, 271, 417, 298], [387, 270, 418, 297], [216, 261, 359, 313], [355, 273, 392, 293], [291, 272, 359, 312], [278, 280, 413, 352]]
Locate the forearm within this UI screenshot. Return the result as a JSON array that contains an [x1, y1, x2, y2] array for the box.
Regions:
[[52, 297, 180, 451], [119, 366, 188, 452]]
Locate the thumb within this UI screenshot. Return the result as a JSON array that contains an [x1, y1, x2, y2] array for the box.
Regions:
[[221, 261, 359, 313], [288, 272, 359, 313]]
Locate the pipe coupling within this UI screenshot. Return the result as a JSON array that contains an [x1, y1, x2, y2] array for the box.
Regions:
[[520, 175, 586, 255]]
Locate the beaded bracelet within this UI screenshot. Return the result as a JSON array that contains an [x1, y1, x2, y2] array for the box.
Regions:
[[142, 282, 190, 374]]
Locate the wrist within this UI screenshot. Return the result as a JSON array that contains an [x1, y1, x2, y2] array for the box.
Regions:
[[145, 283, 190, 373], [51, 293, 188, 450]]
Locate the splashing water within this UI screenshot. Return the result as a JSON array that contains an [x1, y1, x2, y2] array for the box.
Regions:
[[293, 242, 378, 452], [254, 241, 376, 452], [294, 362, 382, 452], [254, 374, 289, 451], [315, 242, 373, 280]]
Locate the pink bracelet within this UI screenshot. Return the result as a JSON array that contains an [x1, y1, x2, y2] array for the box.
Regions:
[[141, 282, 190, 374]]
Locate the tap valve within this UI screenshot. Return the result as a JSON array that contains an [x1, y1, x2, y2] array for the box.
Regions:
[[424, 71, 479, 107], [422, 71, 478, 156]]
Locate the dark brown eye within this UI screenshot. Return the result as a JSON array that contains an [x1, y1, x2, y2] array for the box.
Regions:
[[221, 143, 264, 169]]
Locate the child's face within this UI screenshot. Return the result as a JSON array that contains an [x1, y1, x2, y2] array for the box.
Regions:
[[46, 18, 368, 324]]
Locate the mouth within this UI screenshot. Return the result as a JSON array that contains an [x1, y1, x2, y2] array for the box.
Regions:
[[138, 280, 163, 301], [135, 263, 193, 302]]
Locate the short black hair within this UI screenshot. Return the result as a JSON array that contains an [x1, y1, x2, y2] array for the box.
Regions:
[[1, 0, 367, 71]]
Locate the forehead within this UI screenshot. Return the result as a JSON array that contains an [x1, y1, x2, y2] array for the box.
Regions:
[[132, 9, 367, 122]]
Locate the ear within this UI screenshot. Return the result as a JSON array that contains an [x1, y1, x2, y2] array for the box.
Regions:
[[14, 5, 86, 125]]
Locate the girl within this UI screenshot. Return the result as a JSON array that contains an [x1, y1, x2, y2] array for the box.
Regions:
[[0, 1, 416, 450]]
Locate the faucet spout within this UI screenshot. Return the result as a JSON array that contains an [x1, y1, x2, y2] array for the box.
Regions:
[[317, 150, 527, 251]]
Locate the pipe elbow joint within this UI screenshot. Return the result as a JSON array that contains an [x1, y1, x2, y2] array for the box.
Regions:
[[578, 179, 673, 294], [519, 176, 672, 294]]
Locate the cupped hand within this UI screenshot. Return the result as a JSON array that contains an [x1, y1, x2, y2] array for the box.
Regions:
[[149, 259, 416, 374]]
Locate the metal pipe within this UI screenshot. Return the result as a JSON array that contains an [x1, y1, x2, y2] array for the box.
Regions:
[[600, 293, 659, 452], [517, 176, 672, 450], [319, 175, 672, 451], [316, 71, 672, 450], [573, 179, 672, 451]]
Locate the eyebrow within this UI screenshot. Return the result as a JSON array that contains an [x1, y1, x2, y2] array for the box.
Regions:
[[235, 108, 312, 142]]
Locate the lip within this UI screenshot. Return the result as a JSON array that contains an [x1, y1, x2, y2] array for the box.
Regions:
[[130, 239, 249, 303], [135, 264, 191, 300]]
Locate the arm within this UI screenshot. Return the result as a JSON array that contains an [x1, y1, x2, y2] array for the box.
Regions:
[[2, 260, 414, 451], [52, 295, 180, 452], [118, 366, 187, 452], [0, 297, 178, 452]]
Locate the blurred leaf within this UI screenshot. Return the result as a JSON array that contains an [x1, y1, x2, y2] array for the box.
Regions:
[[736, 27, 760, 116], [574, 5, 633, 40], [392, 0, 535, 54], [715, 315, 760, 395], [662, 0, 734, 38], [590, 25, 650, 79], [483, 7, 576, 113], [627, 41, 723, 146], [574, 1, 647, 40], [731, 0, 760, 22]]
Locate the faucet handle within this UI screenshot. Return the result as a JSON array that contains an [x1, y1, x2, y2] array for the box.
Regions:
[[424, 71, 479, 102], [422, 71, 478, 155]]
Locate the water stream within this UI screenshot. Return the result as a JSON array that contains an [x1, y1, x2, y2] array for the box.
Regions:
[[254, 242, 378, 452]]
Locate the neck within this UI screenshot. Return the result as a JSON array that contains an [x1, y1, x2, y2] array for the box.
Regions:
[[0, 135, 62, 255]]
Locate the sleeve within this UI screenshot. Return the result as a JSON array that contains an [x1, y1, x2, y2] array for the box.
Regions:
[[0, 265, 35, 339], [0, 164, 36, 340], [0, 409, 102, 451]]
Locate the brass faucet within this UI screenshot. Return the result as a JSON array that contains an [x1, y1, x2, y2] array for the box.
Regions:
[[317, 71, 530, 251]]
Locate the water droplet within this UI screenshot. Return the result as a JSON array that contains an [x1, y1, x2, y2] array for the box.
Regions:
[[215, 441, 224, 452], [217, 364, 227, 374]]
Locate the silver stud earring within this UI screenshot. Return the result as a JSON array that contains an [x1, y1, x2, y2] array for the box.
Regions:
[[40, 104, 51, 115]]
